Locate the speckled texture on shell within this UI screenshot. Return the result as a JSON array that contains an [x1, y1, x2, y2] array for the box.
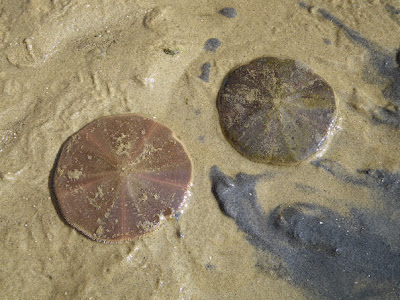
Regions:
[[217, 57, 336, 165], [53, 114, 192, 243]]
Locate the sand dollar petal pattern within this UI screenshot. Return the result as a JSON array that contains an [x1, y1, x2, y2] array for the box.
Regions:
[[53, 114, 192, 243], [217, 57, 336, 165]]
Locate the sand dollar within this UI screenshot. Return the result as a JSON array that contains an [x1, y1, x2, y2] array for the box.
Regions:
[[217, 57, 336, 165], [53, 114, 192, 243]]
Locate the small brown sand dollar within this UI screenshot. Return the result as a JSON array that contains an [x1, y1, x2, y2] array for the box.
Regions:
[[53, 114, 192, 243], [217, 57, 336, 165]]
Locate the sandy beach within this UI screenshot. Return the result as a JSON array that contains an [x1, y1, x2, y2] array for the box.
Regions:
[[1, 0, 400, 299]]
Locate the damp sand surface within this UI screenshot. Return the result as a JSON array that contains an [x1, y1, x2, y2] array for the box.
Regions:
[[1, 0, 400, 299]]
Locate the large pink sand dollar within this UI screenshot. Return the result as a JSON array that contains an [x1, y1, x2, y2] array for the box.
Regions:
[[53, 114, 192, 243]]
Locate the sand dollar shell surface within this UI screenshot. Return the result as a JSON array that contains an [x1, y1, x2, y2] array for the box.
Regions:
[[53, 114, 192, 243], [217, 57, 336, 165]]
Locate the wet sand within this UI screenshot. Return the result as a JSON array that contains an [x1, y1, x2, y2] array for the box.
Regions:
[[1, 0, 400, 299]]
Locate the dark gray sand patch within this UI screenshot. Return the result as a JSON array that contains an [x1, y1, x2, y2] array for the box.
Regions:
[[371, 105, 400, 127], [398, 49, 400, 65], [300, 2, 400, 127], [219, 7, 237, 18], [386, 4, 400, 15], [199, 62, 211, 82], [204, 38, 221, 53], [312, 158, 400, 211], [210, 165, 400, 299]]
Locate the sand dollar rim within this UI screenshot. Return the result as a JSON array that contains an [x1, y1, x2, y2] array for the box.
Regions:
[[217, 57, 337, 165], [53, 114, 193, 243]]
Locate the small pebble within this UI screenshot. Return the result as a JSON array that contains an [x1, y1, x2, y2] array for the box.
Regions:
[[205, 263, 216, 270], [198, 136, 205, 143], [174, 211, 182, 221], [323, 38, 331, 45], [219, 7, 237, 18], [204, 38, 221, 53], [199, 62, 211, 82], [163, 48, 180, 55], [177, 229, 184, 238]]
